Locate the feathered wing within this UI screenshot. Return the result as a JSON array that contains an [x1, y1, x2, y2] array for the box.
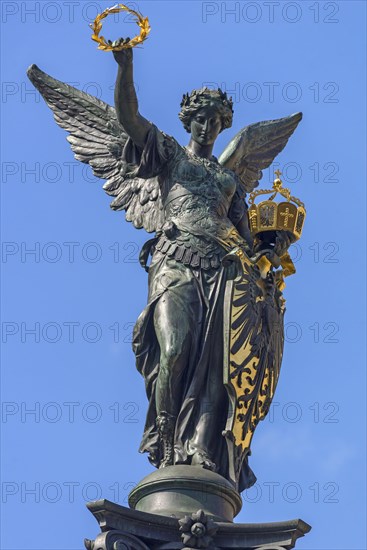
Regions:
[[218, 112, 303, 193], [27, 64, 163, 233]]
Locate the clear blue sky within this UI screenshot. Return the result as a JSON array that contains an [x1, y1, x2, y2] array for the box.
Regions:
[[1, 1, 366, 549]]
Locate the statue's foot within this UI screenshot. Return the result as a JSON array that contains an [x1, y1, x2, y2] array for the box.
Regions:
[[159, 456, 173, 468], [191, 451, 216, 471]]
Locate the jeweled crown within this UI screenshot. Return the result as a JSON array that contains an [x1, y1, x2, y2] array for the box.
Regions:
[[248, 170, 306, 241]]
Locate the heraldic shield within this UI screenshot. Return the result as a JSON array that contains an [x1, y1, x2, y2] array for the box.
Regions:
[[223, 248, 285, 490]]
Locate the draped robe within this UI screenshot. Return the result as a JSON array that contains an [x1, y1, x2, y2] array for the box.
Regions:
[[127, 125, 256, 491]]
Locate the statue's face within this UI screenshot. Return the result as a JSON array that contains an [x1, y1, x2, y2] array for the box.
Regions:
[[190, 106, 222, 146]]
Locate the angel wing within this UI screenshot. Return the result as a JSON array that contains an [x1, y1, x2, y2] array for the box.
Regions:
[[223, 249, 285, 490], [218, 113, 302, 193], [27, 64, 163, 233]]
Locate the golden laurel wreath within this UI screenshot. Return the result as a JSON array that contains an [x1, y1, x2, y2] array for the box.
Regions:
[[90, 3, 150, 51]]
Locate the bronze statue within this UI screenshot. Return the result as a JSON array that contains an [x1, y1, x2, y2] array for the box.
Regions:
[[27, 33, 304, 493]]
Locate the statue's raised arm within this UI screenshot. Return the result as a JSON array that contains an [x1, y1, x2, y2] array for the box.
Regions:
[[112, 38, 151, 148]]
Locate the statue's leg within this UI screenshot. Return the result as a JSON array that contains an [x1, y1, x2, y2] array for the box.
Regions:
[[153, 291, 197, 417], [153, 283, 201, 467]]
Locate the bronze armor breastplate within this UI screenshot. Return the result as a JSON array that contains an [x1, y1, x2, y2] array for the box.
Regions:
[[154, 152, 240, 270]]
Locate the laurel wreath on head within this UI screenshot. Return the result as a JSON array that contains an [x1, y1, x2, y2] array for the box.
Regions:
[[90, 3, 151, 51]]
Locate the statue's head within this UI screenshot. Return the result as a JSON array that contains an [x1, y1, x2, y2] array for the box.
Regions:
[[179, 87, 233, 146]]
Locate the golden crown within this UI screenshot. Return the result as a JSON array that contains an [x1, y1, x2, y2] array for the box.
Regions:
[[248, 170, 306, 241]]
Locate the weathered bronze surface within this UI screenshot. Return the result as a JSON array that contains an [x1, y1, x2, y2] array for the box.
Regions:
[[84, 499, 311, 550], [27, 40, 303, 495], [128, 465, 242, 522]]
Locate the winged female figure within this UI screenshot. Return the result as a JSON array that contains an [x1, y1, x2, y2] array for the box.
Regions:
[[27, 41, 302, 492]]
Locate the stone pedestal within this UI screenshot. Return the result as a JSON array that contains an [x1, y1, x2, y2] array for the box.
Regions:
[[85, 499, 311, 550], [129, 466, 242, 522], [84, 466, 311, 550]]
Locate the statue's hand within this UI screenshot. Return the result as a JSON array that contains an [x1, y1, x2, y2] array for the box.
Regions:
[[273, 230, 295, 257], [253, 230, 294, 259], [111, 38, 133, 66]]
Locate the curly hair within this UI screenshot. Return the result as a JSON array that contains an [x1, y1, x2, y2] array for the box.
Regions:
[[178, 87, 234, 133]]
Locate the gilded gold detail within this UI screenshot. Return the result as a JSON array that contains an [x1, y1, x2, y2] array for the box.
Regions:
[[224, 248, 282, 454], [248, 170, 306, 242], [90, 4, 151, 51]]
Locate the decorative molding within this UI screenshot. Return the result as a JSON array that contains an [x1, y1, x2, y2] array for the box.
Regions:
[[85, 530, 150, 550], [85, 499, 311, 549]]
